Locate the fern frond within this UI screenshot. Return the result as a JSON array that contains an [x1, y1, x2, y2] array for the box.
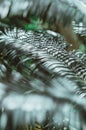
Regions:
[[73, 21, 86, 46], [0, 28, 86, 130], [0, 1, 86, 130], [1, 0, 86, 49], [0, 28, 86, 81], [69, 50, 86, 65]]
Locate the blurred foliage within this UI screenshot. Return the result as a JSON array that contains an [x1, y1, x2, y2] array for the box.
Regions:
[[0, 1, 86, 130], [79, 44, 86, 53], [24, 17, 48, 30]]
